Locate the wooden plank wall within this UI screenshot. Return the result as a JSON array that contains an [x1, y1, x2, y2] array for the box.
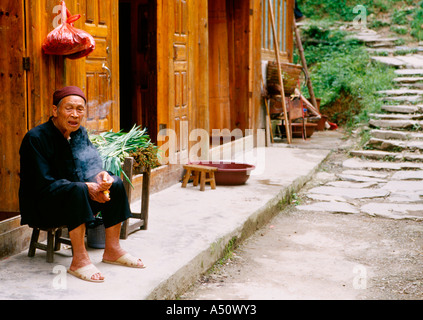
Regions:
[[64, 0, 119, 133], [157, 0, 264, 152], [261, 0, 294, 63], [226, 0, 249, 133], [0, 0, 119, 213], [249, 0, 263, 133], [157, 0, 210, 155], [26, 0, 65, 129], [0, 0, 28, 212], [209, 0, 262, 135], [208, 0, 231, 134]]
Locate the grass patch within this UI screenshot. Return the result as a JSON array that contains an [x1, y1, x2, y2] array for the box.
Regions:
[[411, 2, 423, 40], [296, 23, 396, 130], [297, 0, 416, 22]]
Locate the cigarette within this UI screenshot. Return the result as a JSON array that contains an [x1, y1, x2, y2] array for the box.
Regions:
[[103, 189, 110, 199], [103, 175, 110, 198]]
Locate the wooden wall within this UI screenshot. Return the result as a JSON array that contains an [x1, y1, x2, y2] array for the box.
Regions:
[[156, 0, 264, 163], [0, 0, 27, 213], [208, 0, 262, 135], [0, 0, 290, 213], [157, 0, 211, 159], [0, 0, 119, 213], [261, 0, 294, 63]]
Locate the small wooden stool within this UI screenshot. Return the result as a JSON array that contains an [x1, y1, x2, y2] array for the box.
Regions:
[[181, 164, 217, 191], [28, 226, 72, 263]]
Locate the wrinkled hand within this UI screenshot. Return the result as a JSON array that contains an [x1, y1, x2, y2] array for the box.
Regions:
[[85, 171, 113, 203]]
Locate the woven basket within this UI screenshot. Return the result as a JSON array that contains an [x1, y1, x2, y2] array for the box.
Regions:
[[266, 61, 303, 96]]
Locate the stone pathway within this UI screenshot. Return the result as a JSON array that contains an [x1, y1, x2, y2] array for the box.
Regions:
[[295, 28, 423, 221]]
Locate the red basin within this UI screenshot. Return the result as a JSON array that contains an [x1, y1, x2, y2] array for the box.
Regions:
[[191, 161, 255, 185]]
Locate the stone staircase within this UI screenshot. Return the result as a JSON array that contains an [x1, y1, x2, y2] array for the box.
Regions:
[[293, 27, 423, 221], [345, 27, 423, 162], [353, 63, 423, 161]]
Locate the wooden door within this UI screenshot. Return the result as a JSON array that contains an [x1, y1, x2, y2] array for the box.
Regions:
[[169, 0, 190, 154], [208, 0, 231, 134], [66, 0, 119, 133], [0, 0, 27, 213]]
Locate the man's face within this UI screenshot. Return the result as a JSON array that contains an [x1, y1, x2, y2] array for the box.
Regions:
[[52, 95, 86, 138]]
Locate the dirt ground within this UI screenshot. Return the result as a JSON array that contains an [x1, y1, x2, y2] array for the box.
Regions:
[[180, 151, 423, 300]]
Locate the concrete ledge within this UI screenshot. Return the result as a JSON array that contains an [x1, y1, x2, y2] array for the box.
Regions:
[[146, 151, 325, 299]]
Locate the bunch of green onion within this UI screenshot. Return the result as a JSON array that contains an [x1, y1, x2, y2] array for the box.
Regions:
[[89, 125, 152, 185]]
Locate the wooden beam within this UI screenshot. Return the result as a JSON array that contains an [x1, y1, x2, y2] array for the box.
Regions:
[[267, 0, 291, 144], [293, 19, 318, 109]]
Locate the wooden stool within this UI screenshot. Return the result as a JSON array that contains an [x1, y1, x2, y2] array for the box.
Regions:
[[181, 164, 217, 191], [28, 226, 72, 263]]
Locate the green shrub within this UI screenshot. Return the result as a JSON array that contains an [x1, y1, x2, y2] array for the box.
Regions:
[[297, 0, 408, 21], [411, 2, 423, 40], [297, 25, 396, 129]]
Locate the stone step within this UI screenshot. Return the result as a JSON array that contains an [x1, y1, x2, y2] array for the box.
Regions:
[[349, 150, 423, 162], [391, 170, 423, 180], [349, 149, 398, 160], [343, 158, 423, 170], [370, 129, 423, 140], [397, 82, 423, 90], [369, 113, 423, 120], [366, 48, 395, 54], [376, 88, 423, 96], [308, 185, 390, 200], [393, 77, 423, 84], [361, 203, 423, 221], [369, 42, 397, 49], [394, 55, 423, 68], [336, 172, 387, 183], [380, 95, 423, 103], [371, 56, 406, 67], [395, 69, 423, 76], [381, 104, 423, 114], [366, 138, 423, 152], [354, 35, 398, 43], [369, 119, 423, 130]]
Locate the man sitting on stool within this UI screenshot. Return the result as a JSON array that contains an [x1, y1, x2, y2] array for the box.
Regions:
[[19, 86, 145, 283]]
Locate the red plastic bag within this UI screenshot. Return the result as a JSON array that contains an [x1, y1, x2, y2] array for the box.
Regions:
[[42, 1, 95, 59]]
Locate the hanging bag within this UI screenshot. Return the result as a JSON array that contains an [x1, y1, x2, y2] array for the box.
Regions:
[[42, 1, 95, 58]]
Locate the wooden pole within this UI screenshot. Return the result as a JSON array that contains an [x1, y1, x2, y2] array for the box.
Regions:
[[264, 97, 274, 143], [268, 0, 291, 144], [261, 76, 274, 144], [293, 19, 318, 109]]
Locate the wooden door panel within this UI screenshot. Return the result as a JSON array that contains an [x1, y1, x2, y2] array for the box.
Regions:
[[0, 0, 26, 212], [84, 0, 112, 133], [84, 60, 111, 132], [208, 0, 231, 132], [66, 0, 118, 133], [170, 0, 190, 153]]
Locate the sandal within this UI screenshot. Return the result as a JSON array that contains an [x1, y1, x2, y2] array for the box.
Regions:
[[67, 264, 105, 283], [102, 253, 146, 269]]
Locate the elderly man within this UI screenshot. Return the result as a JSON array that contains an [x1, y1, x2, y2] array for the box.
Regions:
[[19, 86, 145, 283]]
